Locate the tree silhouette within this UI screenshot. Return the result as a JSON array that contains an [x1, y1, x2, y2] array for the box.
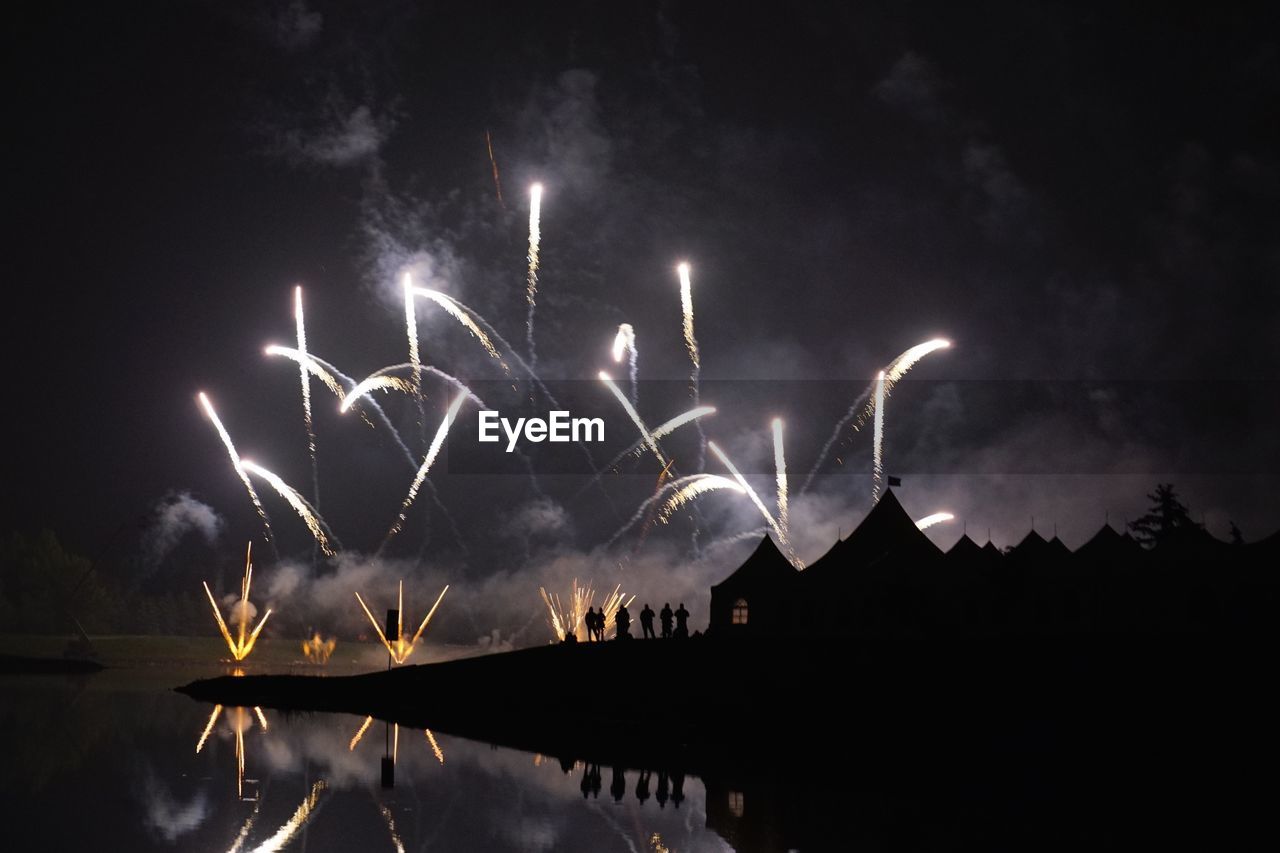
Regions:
[[1128, 483, 1199, 548]]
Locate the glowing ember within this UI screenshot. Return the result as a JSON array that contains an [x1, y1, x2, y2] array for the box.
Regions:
[[915, 511, 955, 531], [201, 542, 273, 662], [301, 632, 336, 664], [354, 580, 450, 664]]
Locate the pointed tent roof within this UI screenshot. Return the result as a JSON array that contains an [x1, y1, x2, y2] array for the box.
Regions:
[[804, 489, 942, 579], [710, 533, 798, 593], [1047, 536, 1072, 558], [981, 540, 1003, 559], [946, 533, 984, 560], [1075, 523, 1142, 563]]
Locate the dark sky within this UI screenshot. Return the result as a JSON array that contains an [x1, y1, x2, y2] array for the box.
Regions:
[[6, 1, 1278, 607]]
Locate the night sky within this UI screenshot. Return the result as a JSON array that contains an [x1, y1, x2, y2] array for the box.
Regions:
[[6, 1, 1278, 638]]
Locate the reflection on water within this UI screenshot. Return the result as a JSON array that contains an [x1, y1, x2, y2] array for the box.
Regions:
[[0, 670, 724, 851]]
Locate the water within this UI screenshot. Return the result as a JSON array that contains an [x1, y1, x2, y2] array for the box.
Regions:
[[0, 668, 725, 852]]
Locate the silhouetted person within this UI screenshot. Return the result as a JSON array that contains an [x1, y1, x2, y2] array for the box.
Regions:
[[615, 603, 631, 639], [589, 762, 602, 798], [581, 763, 592, 798], [585, 608, 599, 642], [635, 769, 651, 805], [660, 603, 673, 638], [656, 770, 669, 808], [671, 771, 685, 808], [563, 628, 577, 644], [610, 765, 626, 802], [674, 602, 689, 638], [640, 603, 656, 638]]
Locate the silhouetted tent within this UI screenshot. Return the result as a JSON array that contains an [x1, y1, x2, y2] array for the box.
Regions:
[[1074, 524, 1144, 564], [799, 490, 943, 634], [981, 540, 1003, 560], [945, 533, 984, 562], [815, 489, 943, 572], [943, 533, 1001, 626], [708, 534, 798, 637], [1007, 530, 1054, 566], [1047, 535, 1072, 560]]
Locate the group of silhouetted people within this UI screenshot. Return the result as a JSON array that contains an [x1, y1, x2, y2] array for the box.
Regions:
[[565, 601, 692, 642], [576, 762, 684, 808]]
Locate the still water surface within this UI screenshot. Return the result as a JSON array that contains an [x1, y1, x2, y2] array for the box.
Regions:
[[0, 668, 728, 852]]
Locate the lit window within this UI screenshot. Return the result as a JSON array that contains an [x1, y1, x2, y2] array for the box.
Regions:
[[728, 790, 744, 817], [731, 598, 748, 625]]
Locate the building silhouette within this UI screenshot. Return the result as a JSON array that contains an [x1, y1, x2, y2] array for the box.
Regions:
[[709, 490, 1280, 637]]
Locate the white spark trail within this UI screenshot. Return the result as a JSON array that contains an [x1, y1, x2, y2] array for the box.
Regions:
[[709, 441, 801, 567], [612, 322, 638, 405], [294, 287, 318, 511], [915, 512, 955, 531], [599, 371, 666, 467], [412, 287, 508, 368], [677, 262, 706, 471], [800, 339, 951, 495], [657, 474, 745, 523], [385, 392, 467, 542], [197, 392, 272, 541], [872, 370, 885, 504], [772, 418, 789, 540], [240, 460, 338, 555], [571, 406, 716, 502], [526, 183, 543, 370]]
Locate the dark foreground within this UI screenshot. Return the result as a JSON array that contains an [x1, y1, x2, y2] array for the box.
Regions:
[[177, 633, 1280, 848]]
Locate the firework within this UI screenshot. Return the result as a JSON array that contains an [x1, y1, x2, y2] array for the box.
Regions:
[[354, 581, 450, 664], [197, 392, 272, 540], [301, 632, 336, 664], [800, 338, 952, 495], [612, 322, 639, 404], [657, 474, 745, 523], [599, 371, 666, 467], [386, 392, 467, 539], [196, 704, 222, 753], [425, 729, 445, 764], [677, 262, 706, 471], [240, 460, 337, 555], [349, 715, 374, 751], [485, 129, 504, 208], [380, 804, 407, 853], [708, 441, 801, 566], [872, 370, 886, 503], [402, 271, 422, 384], [538, 579, 634, 642], [411, 286, 507, 367], [254, 780, 326, 851], [526, 183, 543, 368], [772, 418, 789, 539], [677, 262, 699, 371], [262, 345, 347, 398], [339, 374, 416, 413], [915, 512, 955, 531], [201, 542, 273, 661], [294, 286, 319, 512]]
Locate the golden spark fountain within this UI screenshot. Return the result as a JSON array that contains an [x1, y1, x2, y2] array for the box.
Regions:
[[539, 579, 635, 642], [202, 542, 272, 662], [354, 581, 449, 665], [301, 632, 336, 664]]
